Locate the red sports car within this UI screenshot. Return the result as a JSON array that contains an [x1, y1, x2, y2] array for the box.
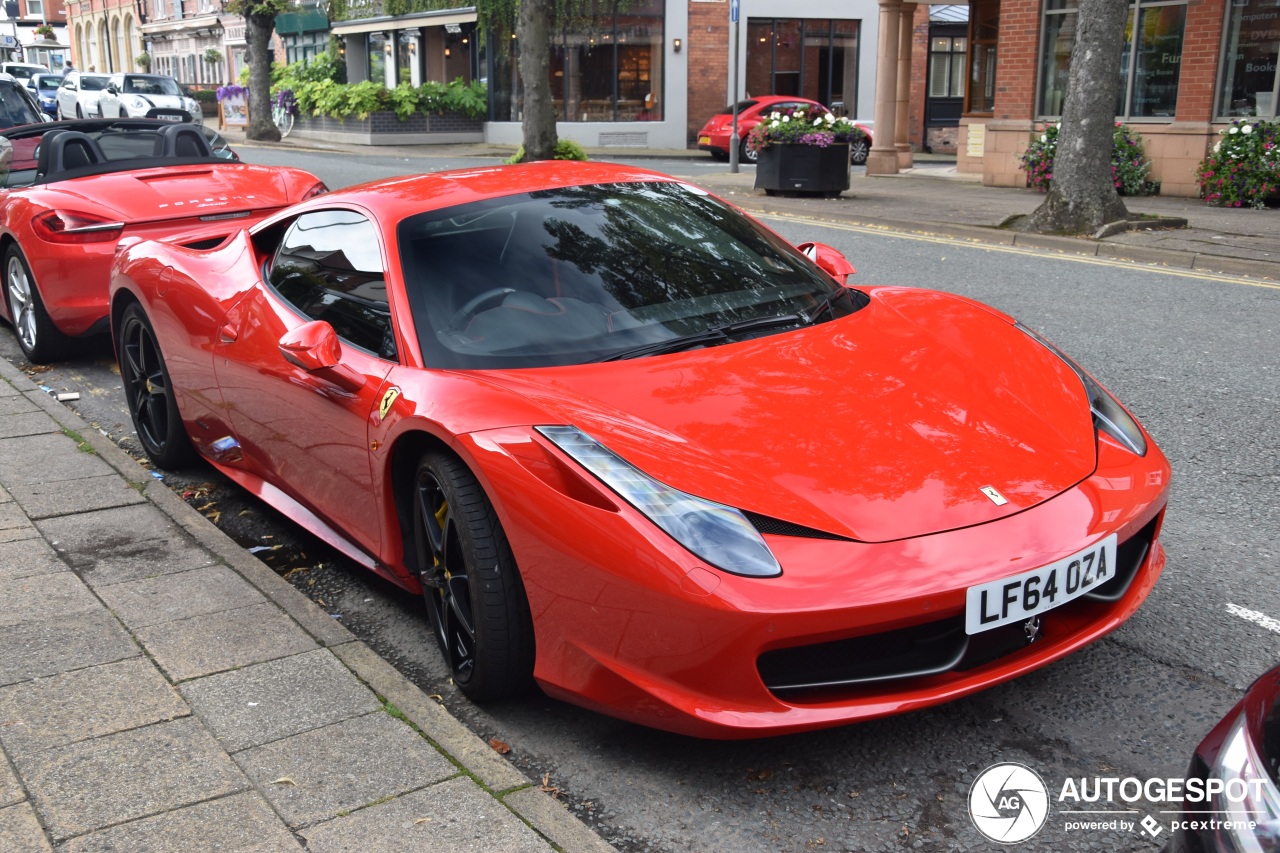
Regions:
[[109, 161, 1170, 739], [0, 118, 325, 363], [697, 95, 874, 164]]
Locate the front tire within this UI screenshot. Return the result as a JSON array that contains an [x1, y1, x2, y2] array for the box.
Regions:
[[117, 302, 197, 469], [413, 450, 534, 701], [4, 245, 68, 364], [740, 136, 758, 164]]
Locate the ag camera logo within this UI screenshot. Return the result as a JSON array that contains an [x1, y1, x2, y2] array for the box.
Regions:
[[969, 763, 1050, 844]]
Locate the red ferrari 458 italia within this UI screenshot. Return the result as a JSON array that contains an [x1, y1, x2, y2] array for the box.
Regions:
[[0, 118, 325, 363], [109, 161, 1171, 738]]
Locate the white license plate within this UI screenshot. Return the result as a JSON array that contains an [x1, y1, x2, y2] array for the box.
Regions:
[[698, 135, 711, 145], [157, 114, 183, 121], [965, 535, 1118, 635]]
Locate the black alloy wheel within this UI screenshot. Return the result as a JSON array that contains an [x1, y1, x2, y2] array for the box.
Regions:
[[117, 303, 196, 469], [413, 450, 534, 701]]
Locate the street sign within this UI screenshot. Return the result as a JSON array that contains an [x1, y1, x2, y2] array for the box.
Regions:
[[730, 0, 738, 23]]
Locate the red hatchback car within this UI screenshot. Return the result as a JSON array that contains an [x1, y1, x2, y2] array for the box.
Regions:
[[110, 161, 1170, 738], [0, 119, 325, 363], [698, 95, 873, 164]]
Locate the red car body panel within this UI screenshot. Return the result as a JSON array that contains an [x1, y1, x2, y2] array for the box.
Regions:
[[109, 161, 1171, 738], [0, 123, 322, 340]]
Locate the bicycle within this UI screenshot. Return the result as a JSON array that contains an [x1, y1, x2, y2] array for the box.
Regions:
[[272, 89, 296, 138]]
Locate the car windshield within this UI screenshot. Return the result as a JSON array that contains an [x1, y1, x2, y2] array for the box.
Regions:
[[79, 75, 109, 91], [5, 67, 39, 80], [123, 76, 183, 96], [0, 83, 42, 129], [35, 77, 60, 92], [398, 181, 864, 369]]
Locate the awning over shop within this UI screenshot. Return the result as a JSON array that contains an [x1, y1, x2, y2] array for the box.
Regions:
[[331, 8, 475, 36]]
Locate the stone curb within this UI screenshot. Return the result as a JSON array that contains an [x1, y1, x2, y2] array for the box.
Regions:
[[726, 202, 1279, 282], [0, 354, 613, 853]]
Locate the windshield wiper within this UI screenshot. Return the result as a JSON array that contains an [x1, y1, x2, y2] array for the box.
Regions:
[[599, 313, 807, 362], [802, 289, 846, 325]]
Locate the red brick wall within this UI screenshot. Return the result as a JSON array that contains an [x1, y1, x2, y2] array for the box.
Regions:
[[688, 2, 731, 146], [993, 0, 1041, 120], [909, 4, 929, 149], [1176, 0, 1226, 121]]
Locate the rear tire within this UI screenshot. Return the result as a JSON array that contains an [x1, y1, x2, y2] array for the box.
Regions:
[[413, 450, 534, 701], [849, 137, 870, 166], [4, 245, 69, 364], [740, 136, 758, 164], [117, 302, 197, 469]]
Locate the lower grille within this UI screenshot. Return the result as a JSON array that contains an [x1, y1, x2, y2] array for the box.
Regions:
[[758, 516, 1159, 697]]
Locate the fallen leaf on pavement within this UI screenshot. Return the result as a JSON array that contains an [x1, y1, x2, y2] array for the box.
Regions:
[[489, 738, 511, 754], [270, 777, 296, 786]]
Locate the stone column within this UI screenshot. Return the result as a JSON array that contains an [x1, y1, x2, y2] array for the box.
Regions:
[[895, 3, 917, 169], [866, 0, 901, 176]]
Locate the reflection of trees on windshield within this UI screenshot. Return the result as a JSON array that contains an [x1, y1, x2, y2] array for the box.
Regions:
[[532, 183, 824, 323]]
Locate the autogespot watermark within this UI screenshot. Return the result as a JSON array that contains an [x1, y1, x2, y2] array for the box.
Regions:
[[967, 764, 1268, 844]]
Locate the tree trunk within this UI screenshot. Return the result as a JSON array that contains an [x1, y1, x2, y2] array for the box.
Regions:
[[516, 0, 557, 161], [245, 12, 281, 143], [1022, 0, 1129, 234]]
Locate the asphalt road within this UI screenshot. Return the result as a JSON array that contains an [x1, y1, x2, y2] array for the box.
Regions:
[[9, 149, 1278, 853]]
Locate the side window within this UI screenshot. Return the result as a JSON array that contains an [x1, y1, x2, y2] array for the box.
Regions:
[[268, 209, 395, 361]]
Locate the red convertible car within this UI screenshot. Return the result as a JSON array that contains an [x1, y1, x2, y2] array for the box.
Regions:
[[109, 162, 1171, 738], [0, 118, 325, 363]]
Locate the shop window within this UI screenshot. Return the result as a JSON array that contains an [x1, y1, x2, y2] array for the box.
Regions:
[[1038, 0, 1186, 120], [504, 0, 664, 123], [745, 18, 860, 113], [1216, 0, 1279, 119]]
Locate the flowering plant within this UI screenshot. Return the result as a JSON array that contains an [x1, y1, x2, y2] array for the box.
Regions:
[[1020, 123, 1158, 196], [215, 84, 248, 102], [746, 106, 868, 155], [1196, 119, 1279, 209]]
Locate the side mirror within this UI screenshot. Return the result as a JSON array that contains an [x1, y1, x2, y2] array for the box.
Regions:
[[278, 321, 364, 392], [106, 83, 117, 94], [797, 241, 857, 285]]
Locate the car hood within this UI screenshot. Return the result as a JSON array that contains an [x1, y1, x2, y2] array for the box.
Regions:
[[126, 94, 188, 110], [473, 287, 1099, 543], [44, 164, 297, 220]]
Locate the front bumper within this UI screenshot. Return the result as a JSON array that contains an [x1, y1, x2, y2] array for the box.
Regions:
[[462, 427, 1172, 738]]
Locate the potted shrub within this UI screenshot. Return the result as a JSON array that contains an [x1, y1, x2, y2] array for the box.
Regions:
[[1020, 122, 1159, 196], [1196, 119, 1280, 208], [748, 106, 866, 196]]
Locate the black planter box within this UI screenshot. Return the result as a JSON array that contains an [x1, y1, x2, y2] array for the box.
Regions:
[[754, 143, 851, 196]]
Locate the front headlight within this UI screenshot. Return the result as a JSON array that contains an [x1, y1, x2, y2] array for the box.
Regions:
[[1016, 323, 1147, 456], [536, 425, 782, 578], [1209, 714, 1280, 852]]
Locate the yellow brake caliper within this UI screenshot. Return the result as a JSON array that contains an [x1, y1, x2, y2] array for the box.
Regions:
[[434, 501, 449, 575]]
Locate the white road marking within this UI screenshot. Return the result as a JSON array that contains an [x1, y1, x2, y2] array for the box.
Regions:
[[1226, 602, 1280, 635]]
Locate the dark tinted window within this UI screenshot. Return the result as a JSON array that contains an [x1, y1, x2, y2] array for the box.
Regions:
[[268, 210, 395, 360], [398, 181, 860, 369], [0, 82, 43, 129], [717, 100, 760, 115], [79, 75, 109, 91]]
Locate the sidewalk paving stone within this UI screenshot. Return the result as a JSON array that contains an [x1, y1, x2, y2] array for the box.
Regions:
[[0, 433, 118, 485], [234, 711, 456, 827], [179, 648, 381, 753], [0, 750, 22, 807], [97, 564, 270, 629], [58, 792, 303, 853], [0, 658, 189, 758], [0, 610, 138, 687], [137, 601, 320, 681], [37, 503, 217, 587], [9, 472, 148, 519], [0, 801, 54, 852], [0, 538, 67, 582], [299, 777, 554, 853], [0, 571, 100, 627], [17, 716, 248, 839], [0, 411, 59, 438]]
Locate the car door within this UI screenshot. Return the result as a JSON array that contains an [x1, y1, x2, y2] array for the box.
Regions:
[[213, 208, 396, 558], [100, 74, 123, 116], [57, 74, 75, 118]]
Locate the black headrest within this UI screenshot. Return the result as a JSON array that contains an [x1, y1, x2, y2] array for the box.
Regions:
[[157, 122, 214, 159], [35, 130, 106, 179]]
